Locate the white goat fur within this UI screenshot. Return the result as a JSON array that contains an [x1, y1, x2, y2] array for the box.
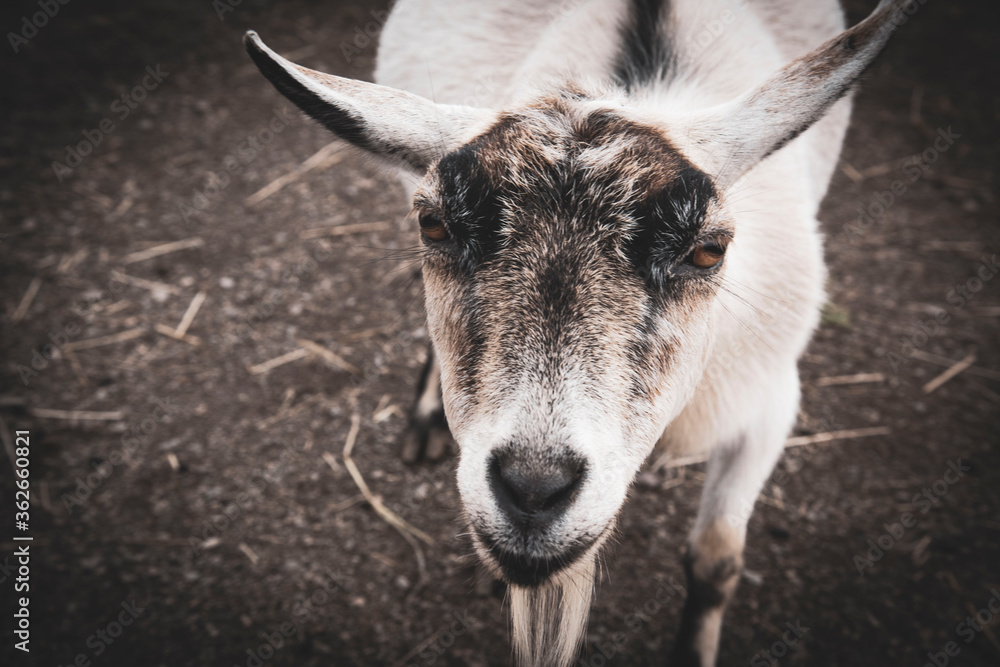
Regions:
[[374, 1, 845, 663]]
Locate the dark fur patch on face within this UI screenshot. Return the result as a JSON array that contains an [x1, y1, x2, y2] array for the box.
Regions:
[[420, 98, 725, 407], [427, 102, 719, 284], [614, 0, 675, 91]]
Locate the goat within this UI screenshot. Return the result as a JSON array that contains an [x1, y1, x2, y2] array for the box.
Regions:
[[244, 0, 911, 664]]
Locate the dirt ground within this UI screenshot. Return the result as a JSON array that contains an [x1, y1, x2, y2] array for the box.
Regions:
[[1, 1, 998, 665]]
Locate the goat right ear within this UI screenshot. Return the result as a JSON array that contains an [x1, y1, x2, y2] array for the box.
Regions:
[[243, 31, 494, 174], [676, 0, 911, 186]]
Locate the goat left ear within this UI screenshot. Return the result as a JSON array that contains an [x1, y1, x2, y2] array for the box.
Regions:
[[677, 0, 910, 186], [244, 31, 494, 173]]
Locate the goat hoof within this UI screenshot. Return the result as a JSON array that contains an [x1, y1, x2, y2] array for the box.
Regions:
[[400, 429, 422, 463], [401, 422, 453, 463], [424, 426, 452, 460]]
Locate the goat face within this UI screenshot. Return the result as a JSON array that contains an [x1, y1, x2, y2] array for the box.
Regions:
[[239, 31, 727, 584], [414, 99, 732, 586]]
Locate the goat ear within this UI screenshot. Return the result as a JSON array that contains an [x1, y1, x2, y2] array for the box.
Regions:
[[678, 0, 910, 185], [243, 31, 493, 173]]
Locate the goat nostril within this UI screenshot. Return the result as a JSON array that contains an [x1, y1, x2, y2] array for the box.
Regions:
[[511, 467, 577, 511], [488, 452, 585, 520]]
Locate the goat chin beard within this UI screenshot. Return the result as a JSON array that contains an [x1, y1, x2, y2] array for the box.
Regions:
[[509, 551, 598, 667]]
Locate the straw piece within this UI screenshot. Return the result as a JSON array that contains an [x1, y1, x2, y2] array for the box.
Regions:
[[58, 248, 89, 273], [298, 338, 360, 375], [154, 323, 202, 346], [785, 426, 891, 447], [238, 543, 260, 565], [329, 493, 365, 513], [840, 162, 864, 183], [300, 221, 392, 239], [120, 274, 183, 295], [108, 195, 135, 221], [122, 237, 204, 264], [654, 453, 710, 471], [815, 372, 885, 387], [245, 142, 343, 207], [174, 291, 207, 337], [910, 349, 1000, 382], [321, 451, 341, 473], [343, 456, 434, 544], [30, 409, 123, 421], [256, 394, 321, 431], [72, 182, 115, 208], [372, 394, 391, 418], [373, 404, 401, 424], [340, 412, 432, 545], [11, 277, 42, 323], [923, 353, 976, 394], [342, 412, 361, 460], [64, 349, 89, 388], [64, 327, 146, 352], [344, 326, 391, 342], [248, 348, 308, 375]]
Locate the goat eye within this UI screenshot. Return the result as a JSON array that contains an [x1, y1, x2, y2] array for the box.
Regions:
[[690, 242, 726, 269], [419, 213, 448, 241]]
